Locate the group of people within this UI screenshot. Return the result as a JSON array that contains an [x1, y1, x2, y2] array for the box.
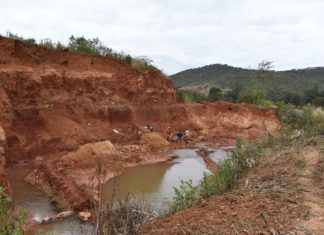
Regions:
[[145, 124, 154, 132], [167, 127, 191, 143], [145, 124, 191, 144]]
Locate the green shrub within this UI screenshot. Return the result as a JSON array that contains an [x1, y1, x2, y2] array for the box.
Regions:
[[171, 180, 201, 211], [276, 102, 317, 129], [0, 187, 26, 235], [52, 194, 64, 212], [207, 87, 223, 102], [312, 97, 324, 107], [176, 89, 207, 103], [6, 31, 36, 44], [131, 56, 158, 71], [239, 91, 273, 107], [96, 196, 161, 235]]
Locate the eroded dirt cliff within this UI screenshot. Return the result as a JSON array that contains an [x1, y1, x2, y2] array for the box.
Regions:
[[0, 36, 281, 211], [0, 126, 9, 190]]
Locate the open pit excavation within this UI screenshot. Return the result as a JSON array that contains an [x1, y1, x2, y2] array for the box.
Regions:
[[0, 37, 282, 233]]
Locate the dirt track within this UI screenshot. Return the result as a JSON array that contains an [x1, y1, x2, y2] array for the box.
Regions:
[[0, 37, 281, 212]]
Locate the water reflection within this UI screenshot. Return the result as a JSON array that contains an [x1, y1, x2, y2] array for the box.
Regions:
[[102, 149, 228, 207], [209, 149, 229, 163], [7, 165, 92, 235]]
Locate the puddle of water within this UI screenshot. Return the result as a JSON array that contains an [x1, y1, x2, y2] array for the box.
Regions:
[[209, 149, 229, 163], [26, 217, 92, 235], [102, 148, 228, 208], [7, 165, 92, 235], [7, 165, 55, 221]]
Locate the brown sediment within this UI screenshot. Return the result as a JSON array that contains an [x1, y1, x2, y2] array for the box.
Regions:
[[0, 126, 10, 190], [196, 148, 219, 172]]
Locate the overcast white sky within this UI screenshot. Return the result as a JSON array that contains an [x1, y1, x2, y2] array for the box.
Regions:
[[1, 0, 324, 74]]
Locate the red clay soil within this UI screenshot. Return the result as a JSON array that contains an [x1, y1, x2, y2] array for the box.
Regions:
[[0, 126, 9, 190], [145, 141, 320, 234], [196, 148, 219, 172], [0, 36, 281, 212]]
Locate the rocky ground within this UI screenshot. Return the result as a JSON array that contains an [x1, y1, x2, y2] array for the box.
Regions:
[[145, 137, 324, 234]]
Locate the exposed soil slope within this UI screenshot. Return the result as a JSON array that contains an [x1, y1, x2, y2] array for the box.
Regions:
[[0, 126, 9, 189], [0, 37, 281, 211]]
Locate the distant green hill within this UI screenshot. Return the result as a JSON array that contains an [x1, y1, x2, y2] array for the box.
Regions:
[[170, 64, 324, 102]]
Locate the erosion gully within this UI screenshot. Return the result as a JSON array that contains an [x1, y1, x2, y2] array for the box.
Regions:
[[7, 147, 229, 235]]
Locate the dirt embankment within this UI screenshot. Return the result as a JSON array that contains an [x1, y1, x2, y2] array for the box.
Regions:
[[0, 126, 9, 190], [0, 37, 281, 212]]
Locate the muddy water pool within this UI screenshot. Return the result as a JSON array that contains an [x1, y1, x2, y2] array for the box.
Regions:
[[7, 165, 92, 235], [7, 148, 228, 234], [102, 148, 228, 208]]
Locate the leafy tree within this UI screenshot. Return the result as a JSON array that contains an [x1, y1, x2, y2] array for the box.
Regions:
[[68, 36, 106, 55], [304, 85, 320, 103], [55, 41, 66, 50], [312, 97, 324, 107], [239, 91, 264, 104], [257, 60, 274, 72], [38, 39, 66, 50], [291, 94, 303, 106], [207, 87, 223, 102], [224, 86, 242, 102], [125, 55, 133, 66], [39, 38, 56, 49], [132, 56, 157, 71], [239, 91, 273, 106], [256, 60, 274, 88], [176, 89, 206, 103], [283, 93, 303, 105], [6, 31, 36, 44]]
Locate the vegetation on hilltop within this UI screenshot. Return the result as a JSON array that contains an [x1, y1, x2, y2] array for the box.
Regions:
[[171, 63, 324, 106], [2, 31, 158, 72]]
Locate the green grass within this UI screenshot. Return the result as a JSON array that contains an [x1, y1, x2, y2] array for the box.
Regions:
[[0, 187, 26, 235]]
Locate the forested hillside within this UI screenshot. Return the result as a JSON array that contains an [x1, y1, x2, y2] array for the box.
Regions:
[[170, 64, 324, 105]]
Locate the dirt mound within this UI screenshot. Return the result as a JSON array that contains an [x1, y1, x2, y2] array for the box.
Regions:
[[59, 140, 121, 169], [196, 148, 219, 172], [57, 141, 123, 196], [26, 141, 123, 210], [139, 132, 169, 152]]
